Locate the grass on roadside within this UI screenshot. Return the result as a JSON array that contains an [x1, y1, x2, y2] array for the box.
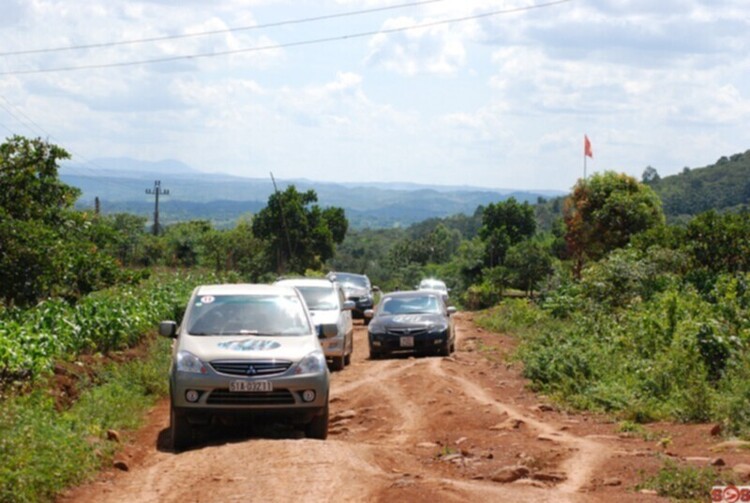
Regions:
[[0, 335, 171, 503], [636, 459, 738, 502]]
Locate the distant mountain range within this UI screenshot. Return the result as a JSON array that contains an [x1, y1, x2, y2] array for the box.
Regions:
[[60, 157, 565, 229]]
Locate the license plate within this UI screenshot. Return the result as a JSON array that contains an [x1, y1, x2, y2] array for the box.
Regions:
[[229, 380, 273, 392], [400, 336, 414, 347]]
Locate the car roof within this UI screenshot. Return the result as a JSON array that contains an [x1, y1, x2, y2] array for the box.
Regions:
[[274, 278, 335, 289], [194, 284, 299, 296], [329, 271, 367, 279], [420, 279, 446, 287]]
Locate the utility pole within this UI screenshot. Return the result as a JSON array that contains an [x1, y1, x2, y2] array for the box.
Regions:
[[270, 172, 293, 274], [146, 180, 169, 235]]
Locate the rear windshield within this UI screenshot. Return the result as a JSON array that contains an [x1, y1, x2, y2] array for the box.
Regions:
[[186, 294, 311, 336]]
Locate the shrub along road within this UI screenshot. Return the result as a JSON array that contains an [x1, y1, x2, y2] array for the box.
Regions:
[[60, 313, 746, 502]]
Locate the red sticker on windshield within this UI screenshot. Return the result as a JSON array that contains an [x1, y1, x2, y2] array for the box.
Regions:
[[200, 295, 215, 304]]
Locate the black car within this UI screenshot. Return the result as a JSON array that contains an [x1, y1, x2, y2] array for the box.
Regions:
[[326, 272, 376, 323], [366, 290, 456, 358]]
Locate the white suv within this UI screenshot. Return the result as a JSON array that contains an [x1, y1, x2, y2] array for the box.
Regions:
[[274, 277, 354, 371], [160, 283, 330, 450]]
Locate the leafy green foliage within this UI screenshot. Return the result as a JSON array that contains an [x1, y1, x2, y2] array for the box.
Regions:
[[505, 238, 555, 296], [0, 271, 213, 383], [651, 149, 750, 218], [0, 136, 78, 222], [637, 459, 736, 501], [479, 198, 536, 267], [0, 137, 134, 306], [564, 172, 664, 274], [477, 266, 750, 435], [0, 336, 172, 503], [252, 185, 348, 274]]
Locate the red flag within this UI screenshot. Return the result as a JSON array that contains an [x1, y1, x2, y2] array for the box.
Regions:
[[584, 135, 593, 158]]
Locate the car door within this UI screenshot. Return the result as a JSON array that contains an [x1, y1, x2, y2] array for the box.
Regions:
[[338, 285, 353, 352]]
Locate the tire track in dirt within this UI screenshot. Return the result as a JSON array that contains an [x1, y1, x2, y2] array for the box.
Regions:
[[331, 358, 419, 397], [427, 358, 610, 496]]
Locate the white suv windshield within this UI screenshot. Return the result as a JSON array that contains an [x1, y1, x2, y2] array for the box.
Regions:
[[186, 294, 311, 336], [295, 286, 338, 311]]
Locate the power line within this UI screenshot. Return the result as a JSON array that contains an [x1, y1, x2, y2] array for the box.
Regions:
[[0, 0, 446, 57], [0, 0, 572, 76], [0, 95, 150, 192]]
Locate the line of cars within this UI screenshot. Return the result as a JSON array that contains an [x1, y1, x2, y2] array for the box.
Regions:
[[159, 273, 454, 450]]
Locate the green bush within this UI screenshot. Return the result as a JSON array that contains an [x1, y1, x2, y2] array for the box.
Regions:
[[0, 270, 218, 383], [476, 272, 750, 435], [0, 336, 172, 503], [638, 459, 736, 501]]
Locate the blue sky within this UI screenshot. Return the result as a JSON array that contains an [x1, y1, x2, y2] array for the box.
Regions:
[[0, 0, 748, 191]]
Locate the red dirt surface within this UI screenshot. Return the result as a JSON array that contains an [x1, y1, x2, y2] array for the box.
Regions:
[[59, 312, 749, 502]]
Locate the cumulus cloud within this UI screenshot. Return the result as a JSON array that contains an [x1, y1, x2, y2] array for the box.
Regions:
[[365, 16, 469, 75], [1, 0, 749, 190]]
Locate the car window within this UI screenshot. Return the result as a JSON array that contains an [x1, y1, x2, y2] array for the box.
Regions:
[[295, 286, 338, 311], [186, 294, 311, 336], [379, 295, 440, 315], [332, 273, 369, 289]]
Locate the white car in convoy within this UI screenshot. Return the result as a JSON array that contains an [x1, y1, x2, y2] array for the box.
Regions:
[[418, 278, 450, 304], [274, 277, 354, 371]]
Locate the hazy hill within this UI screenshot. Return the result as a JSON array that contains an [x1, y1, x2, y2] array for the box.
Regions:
[[649, 150, 750, 219], [533, 149, 750, 229], [61, 158, 563, 229]]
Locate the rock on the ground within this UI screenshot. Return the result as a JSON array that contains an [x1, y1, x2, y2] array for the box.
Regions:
[[733, 463, 750, 481], [490, 418, 524, 431], [113, 460, 129, 471], [490, 465, 530, 483]]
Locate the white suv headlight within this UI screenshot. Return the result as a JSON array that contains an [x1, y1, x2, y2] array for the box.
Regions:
[[176, 351, 208, 374], [295, 350, 326, 375]]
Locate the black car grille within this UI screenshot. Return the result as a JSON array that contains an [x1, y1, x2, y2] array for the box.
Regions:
[[210, 360, 292, 377], [387, 327, 428, 336], [206, 389, 295, 405]]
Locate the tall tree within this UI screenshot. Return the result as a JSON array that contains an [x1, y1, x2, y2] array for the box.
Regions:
[[564, 171, 664, 276], [0, 136, 121, 305], [0, 136, 78, 222], [479, 198, 536, 267], [252, 185, 348, 274]]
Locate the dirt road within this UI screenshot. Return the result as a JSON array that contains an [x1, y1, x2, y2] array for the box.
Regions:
[[62, 313, 721, 502]]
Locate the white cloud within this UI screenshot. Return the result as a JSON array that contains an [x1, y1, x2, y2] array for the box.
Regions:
[[366, 16, 470, 75], [1, 0, 749, 191]]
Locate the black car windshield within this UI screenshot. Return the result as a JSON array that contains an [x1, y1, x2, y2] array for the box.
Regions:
[[295, 286, 338, 311], [332, 273, 368, 289], [186, 294, 311, 336], [378, 295, 441, 315]]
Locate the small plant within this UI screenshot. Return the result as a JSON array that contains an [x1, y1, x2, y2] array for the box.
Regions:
[[657, 435, 673, 450], [435, 444, 458, 459], [637, 459, 737, 501], [616, 420, 646, 436]]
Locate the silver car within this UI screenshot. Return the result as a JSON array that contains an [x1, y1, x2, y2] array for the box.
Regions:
[[160, 284, 330, 450], [274, 278, 354, 371]]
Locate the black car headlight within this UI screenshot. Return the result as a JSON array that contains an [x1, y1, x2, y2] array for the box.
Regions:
[[427, 323, 449, 335], [368, 325, 385, 336]]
